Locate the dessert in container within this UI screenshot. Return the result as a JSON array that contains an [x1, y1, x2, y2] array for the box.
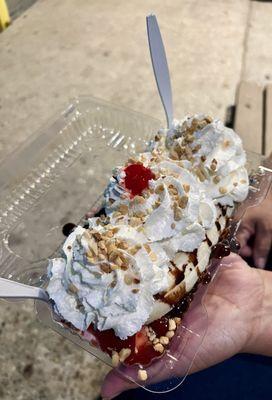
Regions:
[[0, 97, 271, 393]]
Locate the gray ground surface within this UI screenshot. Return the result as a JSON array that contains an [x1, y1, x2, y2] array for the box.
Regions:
[[6, 0, 38, 19], [0, 1, 272, 399]]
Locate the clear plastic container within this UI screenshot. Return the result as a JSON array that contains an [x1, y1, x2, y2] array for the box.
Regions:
[[0, 97, 271, 393]]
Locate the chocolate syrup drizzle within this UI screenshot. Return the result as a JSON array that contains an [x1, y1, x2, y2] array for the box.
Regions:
[[61, 205, 238, 329]]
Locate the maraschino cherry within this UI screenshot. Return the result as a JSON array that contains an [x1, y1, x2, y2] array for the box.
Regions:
[[124, 163, 155, 196]]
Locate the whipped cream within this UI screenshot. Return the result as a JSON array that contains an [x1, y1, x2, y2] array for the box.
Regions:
[[166, 115, 249, 206], [47, 225, 172, 339], [47, 114, 249, 340]]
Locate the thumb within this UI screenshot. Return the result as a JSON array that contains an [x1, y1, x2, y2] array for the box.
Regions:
[[237, 225, 253, 250], [253, 223, 272, 268], [240, 244, 252, 258], [101, 369, 136, 399]]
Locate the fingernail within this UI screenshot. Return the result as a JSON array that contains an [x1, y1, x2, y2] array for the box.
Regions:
[[257, 258, 266, 269]]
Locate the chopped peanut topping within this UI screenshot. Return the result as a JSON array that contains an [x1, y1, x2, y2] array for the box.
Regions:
[[154, 343, 164, 353], [112, 351, 120, 367], [124, 274, 134, 285], [219, 187, 227, 194], [168, 319, 177, 331], [166, 330, 175, 339], [159, 336, 169, 345], [138, 369, 148, 381], [119, 348, 131, 362]]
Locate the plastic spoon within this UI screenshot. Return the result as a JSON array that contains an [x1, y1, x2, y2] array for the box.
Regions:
[[0, 277, 49, 302], [146, 14, 173, 129]]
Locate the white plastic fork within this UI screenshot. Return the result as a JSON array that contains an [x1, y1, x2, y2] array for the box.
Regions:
[[0, 277, 49, 302], [146, 14, 174, 129]]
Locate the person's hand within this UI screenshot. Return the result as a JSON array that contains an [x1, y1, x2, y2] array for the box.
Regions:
[[102, 254, 270, 399], [237, 191, 272, 268]]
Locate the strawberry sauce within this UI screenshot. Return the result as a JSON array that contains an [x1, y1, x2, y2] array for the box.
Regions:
[[87, 325, 158, 365], [124, 163, 155, 196], [87, 315, 169, 366]]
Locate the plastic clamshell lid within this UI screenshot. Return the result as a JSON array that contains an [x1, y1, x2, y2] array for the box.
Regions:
[[0, 97, 271, 393]]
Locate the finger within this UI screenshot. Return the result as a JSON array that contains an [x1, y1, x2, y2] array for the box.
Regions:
[[101, 369, 136, 399], [236, 227, 252, 249], [239, 244, 252, 258], [253, 224, 272, 269]]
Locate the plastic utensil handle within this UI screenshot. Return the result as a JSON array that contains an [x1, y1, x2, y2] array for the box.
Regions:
[[0, 277, 49, 302], [146, 14, 173, 129]]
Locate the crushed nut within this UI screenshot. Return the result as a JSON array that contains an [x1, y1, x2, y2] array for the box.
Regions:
[[171, 222, 176, 229], [174, 207, 183, 221], [159, 336, 169, 345], [213, 176, 221, 184], [119, 348, 131, 362], [110, 264, 120, 271], [170, 149, 179, 160], [223, 140, 230, 148], [132, 288, 139, 294], [149, 252, 157, 262], [219, 187, 227, 195], [194, 166, 206, 182], [210, 163, 217, 171], [168, 319, 177, 331], [93, 232, 102, 241], [112, 211, 122, 219], [108, 249, 119, 262], [134, 195, 145, 204], [88, 238, 98, 256], [144, 243, 151, 253], [183, 184, 190, 193], [205, 116, 213, 123], [166, 330, 175, 339], [107, 242, 116, 254], [115, 256, 123, 267], [155, 184, 164, 194], [124, 274, 134, 285], [86, 253, 95, 264], [112, 351, 120, 367], [118, 241, 129, 250], [178, 195, 188, 209], [129, 244, 141, 255], [153, 343, 164, 353], [153, 338, 159, 345], [174, 317, 181, 325], [98, 241, 106, 250], [129, 217, 142, 227], [137, 369, 148, 381], [192, 144, 201, 153], [134, 211, 146, 218], [68, 283, 78, 294]]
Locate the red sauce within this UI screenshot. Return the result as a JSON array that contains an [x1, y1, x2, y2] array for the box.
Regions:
[[124, 163, 155, 196], [87, 324, 160, 366]]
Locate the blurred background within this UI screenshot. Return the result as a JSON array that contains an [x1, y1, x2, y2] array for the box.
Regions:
[[0, 1, 272, 399]]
